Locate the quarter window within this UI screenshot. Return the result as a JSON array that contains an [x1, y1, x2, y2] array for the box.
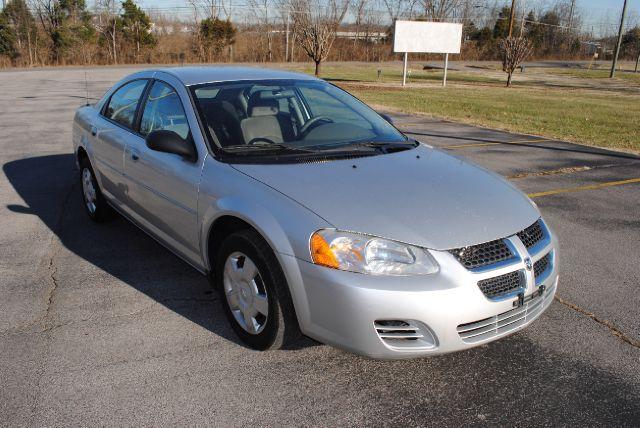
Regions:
[[104, 80, 147, 129], [140, 81, 190, 140]]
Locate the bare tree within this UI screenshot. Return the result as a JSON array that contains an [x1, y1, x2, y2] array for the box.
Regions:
[[380, 0, 417, 21], [290, 0, 348, 76], [351, 0, 367, 49], [94, 0, 120, 64], [189, 0, 226, 20], [419, 0, 461, 21], [248, 0, 274, 61], [499, 36, 532, 87]]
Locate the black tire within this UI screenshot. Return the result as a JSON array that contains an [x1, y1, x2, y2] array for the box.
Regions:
[[216, 229, 301, 350], [79, 157, 111, 222]]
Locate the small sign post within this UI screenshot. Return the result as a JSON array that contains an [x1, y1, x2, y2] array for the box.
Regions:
[[393, 21, 463, 87]]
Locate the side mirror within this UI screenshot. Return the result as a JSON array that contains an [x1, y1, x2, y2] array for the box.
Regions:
[[146, 130, 197, 162], [380, 113, 394, 125]]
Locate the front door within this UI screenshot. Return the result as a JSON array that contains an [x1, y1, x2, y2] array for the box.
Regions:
[[123, 79, 203, 264]]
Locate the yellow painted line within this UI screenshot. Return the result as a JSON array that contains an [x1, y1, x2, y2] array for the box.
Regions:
[[444, 139, 551, 149], [527, 178, 640, 198]]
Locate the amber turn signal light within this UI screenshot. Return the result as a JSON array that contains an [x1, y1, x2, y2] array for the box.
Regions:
[[310, 232, 339, 269]]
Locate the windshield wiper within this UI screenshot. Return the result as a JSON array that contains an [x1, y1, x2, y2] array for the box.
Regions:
[[315, 140, 418, 153], [221, 143, 317, 155]]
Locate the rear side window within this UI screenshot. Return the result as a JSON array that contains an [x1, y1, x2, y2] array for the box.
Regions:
[[104, 80, 148, 129], [140, 81, 190, 140]]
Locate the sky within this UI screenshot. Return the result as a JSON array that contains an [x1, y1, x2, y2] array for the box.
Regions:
[[575, 0, 639, 35]]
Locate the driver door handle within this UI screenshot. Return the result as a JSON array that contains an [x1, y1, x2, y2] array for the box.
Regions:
[[90, 126, 97, 136]]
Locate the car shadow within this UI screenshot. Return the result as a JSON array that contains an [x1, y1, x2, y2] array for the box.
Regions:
[[3, 154, 317, 351]]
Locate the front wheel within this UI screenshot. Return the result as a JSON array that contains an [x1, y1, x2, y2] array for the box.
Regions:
[[216, 229, 300, 350]]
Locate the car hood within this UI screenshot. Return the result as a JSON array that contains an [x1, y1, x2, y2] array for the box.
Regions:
[[232, 145, 540, 250]]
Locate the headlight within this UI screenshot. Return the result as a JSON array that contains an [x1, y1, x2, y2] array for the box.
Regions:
[[310, 229, 439, 276]]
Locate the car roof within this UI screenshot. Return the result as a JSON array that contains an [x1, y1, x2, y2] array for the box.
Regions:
[[154, 66, 318, 86]]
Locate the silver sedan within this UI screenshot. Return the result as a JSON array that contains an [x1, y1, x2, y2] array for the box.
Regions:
[[72, 67, 559, 358]]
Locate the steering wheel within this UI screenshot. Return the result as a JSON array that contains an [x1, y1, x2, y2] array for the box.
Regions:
[[247, 137, 278, 146], [299, 116, 334, 136]]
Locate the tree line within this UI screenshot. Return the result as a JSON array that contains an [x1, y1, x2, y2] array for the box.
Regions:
[[1, 0, 639, 71]]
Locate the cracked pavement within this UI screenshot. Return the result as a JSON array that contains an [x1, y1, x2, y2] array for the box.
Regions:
[[1, 67, 639, 426]]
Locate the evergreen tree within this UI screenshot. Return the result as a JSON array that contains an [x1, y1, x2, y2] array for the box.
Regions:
[[525, 11, 544, 49], [3, 0, 37, 65], [493, 7, 511, 39], [37, 0, 95, 63], [621, 27, 640, 59], [120, 0, 155, 62], [197, 18, 236, 63], [0, 12, 17, 60]]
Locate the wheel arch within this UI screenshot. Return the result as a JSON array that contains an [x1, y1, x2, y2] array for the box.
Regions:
[[76, 146, 89, 167], [205, 215, 257, 274]]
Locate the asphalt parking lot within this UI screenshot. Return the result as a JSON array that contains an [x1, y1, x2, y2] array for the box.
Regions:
[[1, 67, 639, 426]]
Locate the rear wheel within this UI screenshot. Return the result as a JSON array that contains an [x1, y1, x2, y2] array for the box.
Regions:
[[216, 229, 300, 350], [80, 158, 111, 222]]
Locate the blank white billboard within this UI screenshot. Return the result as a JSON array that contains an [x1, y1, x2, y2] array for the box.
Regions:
[[393, 21, 463, 54]]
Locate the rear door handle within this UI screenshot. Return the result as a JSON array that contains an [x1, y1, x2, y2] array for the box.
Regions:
[[90, 126, 97, 136], [130, 148, 140, 161]]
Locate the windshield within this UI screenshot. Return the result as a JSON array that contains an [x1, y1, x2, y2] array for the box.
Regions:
[[190, 79, 409, 158]]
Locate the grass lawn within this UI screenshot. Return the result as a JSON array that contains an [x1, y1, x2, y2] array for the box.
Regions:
[[285, 62, 503, 85], [532, 67, 640, 84], [345, 84, 640, 151], [277, 61, 639, 151]]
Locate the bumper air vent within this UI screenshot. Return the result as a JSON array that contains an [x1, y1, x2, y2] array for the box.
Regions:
[[374, 320, 437, 351]]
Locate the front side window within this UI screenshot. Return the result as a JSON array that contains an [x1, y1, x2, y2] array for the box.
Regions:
[[104, 80, 147, 129], [191, 79, 409, 161], [140, 81, 190, 140]]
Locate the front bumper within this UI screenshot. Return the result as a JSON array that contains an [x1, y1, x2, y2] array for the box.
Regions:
[[280, 233, 558, 359]]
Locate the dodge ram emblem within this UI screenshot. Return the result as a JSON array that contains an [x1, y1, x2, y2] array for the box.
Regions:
[[524, 258, 533, 271]]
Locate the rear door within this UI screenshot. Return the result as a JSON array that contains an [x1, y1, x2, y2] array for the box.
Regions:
[[123, 78, 204, 264], [92, 79, 148, 202]]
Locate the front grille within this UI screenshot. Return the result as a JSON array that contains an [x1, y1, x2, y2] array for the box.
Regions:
[[517, 220, 545, 249], [374, 320, 437, 350], [533, 252, 551, 284], [477, 270, 524, 299], [458, 282, 555, 343], [449, 239, 515, 270]]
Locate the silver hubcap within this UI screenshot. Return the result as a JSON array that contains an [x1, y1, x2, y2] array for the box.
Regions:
[[81, 168, 97, 215], [223, 252, 269, 335]]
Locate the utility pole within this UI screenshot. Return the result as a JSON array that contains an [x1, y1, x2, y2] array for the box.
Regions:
[[508, 0, 516, 38], [610, 0, 628, 78]]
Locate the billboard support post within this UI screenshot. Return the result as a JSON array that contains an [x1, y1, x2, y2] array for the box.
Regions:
[[443, 53, 449, 87], [402, 52, 408, 86]]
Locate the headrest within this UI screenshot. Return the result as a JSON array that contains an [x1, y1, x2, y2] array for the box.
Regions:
[[247, 92, 279, 117]]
